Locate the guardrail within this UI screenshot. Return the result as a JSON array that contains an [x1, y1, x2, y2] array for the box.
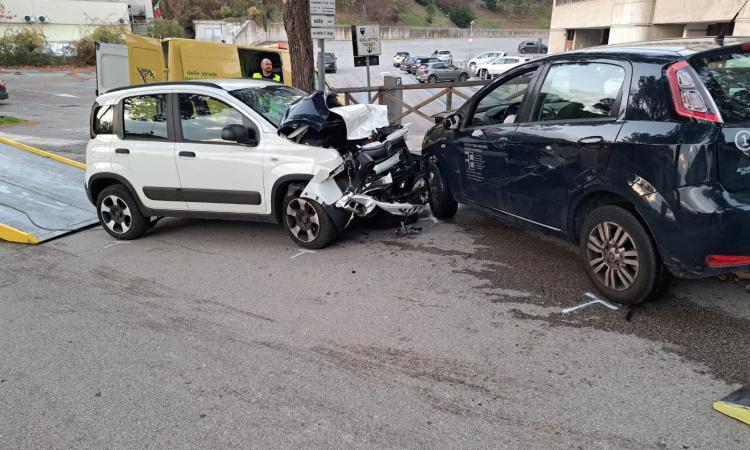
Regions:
[[331, 80, 489, 125]]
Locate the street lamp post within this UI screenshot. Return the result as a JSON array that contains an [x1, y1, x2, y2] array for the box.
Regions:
[[469, 20, 474, 61]]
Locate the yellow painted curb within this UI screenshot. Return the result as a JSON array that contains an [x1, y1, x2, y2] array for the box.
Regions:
[[0, 223, 40, 244], [714, 386, 750, 426], [0, 136, 86, 169]]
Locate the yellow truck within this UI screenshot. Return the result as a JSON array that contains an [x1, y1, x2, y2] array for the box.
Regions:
[[96, 34, 292, 94]]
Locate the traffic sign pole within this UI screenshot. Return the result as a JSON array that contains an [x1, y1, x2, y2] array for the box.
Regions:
[[317, 39, 325, 92]]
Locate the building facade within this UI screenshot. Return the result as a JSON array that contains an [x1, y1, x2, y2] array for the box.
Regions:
[[549, 0, 750, 53], [0, 0, 154, 43]]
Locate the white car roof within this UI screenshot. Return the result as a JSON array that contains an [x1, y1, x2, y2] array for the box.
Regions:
[[96, 78, 280, 105]]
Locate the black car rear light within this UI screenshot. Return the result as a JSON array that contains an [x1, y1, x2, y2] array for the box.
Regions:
[[706, 255, 750, 268], [667, 60, 723, 124]]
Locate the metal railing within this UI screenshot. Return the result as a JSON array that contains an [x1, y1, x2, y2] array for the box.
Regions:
[[331, 80, 489, 125]]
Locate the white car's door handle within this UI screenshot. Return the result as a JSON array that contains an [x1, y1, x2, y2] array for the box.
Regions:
[[270, 156, 279, 161]]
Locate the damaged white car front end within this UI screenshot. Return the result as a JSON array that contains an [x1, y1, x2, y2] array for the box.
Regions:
[[279, 92, 428, 226]]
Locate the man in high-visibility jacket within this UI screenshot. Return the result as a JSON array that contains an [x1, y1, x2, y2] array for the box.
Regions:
[[252, 58, 281, 82]]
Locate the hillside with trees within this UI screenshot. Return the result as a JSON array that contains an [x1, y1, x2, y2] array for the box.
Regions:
[[159, 0, 552, 31]]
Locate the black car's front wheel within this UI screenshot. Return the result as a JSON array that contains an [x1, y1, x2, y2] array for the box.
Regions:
[[579, 205, 663, 305], [427, 160, 457, 219]]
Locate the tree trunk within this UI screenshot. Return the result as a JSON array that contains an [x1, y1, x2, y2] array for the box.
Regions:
[[282, 0, 315, 93]]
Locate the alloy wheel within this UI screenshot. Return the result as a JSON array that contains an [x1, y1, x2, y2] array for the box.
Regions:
[[285, 198, 320, 243], [100, 194, 132, 234], [586, 221, 640, 291]]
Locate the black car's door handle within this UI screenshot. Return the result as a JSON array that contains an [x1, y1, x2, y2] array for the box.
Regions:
[[115, 148, 129, 154], [577, 136, 605, 149], [179, 151, 196, 158]]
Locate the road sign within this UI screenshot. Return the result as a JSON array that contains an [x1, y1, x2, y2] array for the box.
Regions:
[[311, 28, 335, 40], [310, 0, 335, 41], [354, 55, 379, 67], [352, 25, 381, 56], [310, 0, 335, 15], [310, 14, 334, 27]]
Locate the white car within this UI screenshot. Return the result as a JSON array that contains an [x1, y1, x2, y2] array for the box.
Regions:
[[85, 80, 427, 249], [432, 50, 453, 64], [468, 51, 506, 74], [479, 56, 531, 79], [393, 52, 410, 67]]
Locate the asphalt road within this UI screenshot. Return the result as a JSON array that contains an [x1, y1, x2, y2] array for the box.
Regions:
[[1, 39, 749, 448]]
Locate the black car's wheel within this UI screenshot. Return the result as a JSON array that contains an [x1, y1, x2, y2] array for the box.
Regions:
[[427, 160, 457, 219], [96, 184, 148, 240], [282, 192, 338, 249], [428, 75, 437, 83], [458, 73, 468, 82], [580, 205, 663, 305]]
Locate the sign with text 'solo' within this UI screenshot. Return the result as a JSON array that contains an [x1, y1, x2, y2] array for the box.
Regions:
[[352, 25, 381, 56], [310, 0, 335, 40]]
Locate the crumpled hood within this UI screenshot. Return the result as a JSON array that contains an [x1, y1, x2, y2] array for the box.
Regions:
[[278, 91, 389, 141]]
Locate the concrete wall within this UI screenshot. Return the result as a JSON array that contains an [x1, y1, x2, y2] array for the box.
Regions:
[[0, 0, 141, 43], [549, 0, 750, 52], [228, 21, 548, 46], [550, 0, 615, 29]]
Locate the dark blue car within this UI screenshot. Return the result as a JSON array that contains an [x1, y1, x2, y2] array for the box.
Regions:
[[422, 38, 750, 305]]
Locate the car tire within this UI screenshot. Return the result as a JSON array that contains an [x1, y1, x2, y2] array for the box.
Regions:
[[96, 184, 148, 240], [458, 73, 468, 82], [428, 75, 437, 83], [427, 160, 457, 219], [282, 191, 338, 249], [579, 205, 662, 305]]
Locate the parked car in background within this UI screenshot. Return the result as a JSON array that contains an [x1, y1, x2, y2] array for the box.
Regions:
[[416, 62, 470, 83], [518, 40, 548, 54], [480, 56, 531, 79], [410, 57, 440, 74], [468, 51, 507, 74], [432, 50, 453, 64], [422, 39, 750, 305], [0, 80, 7, 101], [400, 56, 418, 72], [324, 52, 337, 73], [393, 51, 410, 67], [472, 57, 503, 78]]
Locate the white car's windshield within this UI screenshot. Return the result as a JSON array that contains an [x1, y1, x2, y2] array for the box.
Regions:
[[230, 85, 305, 127]]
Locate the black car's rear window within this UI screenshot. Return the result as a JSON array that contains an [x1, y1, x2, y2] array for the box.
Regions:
[[691, 49, 750, 124]]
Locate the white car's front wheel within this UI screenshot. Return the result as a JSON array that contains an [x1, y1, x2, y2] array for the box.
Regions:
[[282, 192, 338, 249]]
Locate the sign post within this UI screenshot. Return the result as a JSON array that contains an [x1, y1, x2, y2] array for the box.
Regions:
[[310, 0, 336, 92], [351, 24, 380, 102]]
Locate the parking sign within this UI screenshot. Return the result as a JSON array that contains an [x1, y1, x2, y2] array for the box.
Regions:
[[352, 25, 381, 56]]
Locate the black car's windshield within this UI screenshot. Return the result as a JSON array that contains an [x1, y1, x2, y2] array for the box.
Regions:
[[324, 53, 334, 61], [230, 85, 305, 128]]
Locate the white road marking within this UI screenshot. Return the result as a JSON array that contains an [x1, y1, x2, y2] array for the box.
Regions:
[[290, 249, 316, 259], [104, 241, 131, 249], [561, 292, 619, 313], [15, 88, 80, 98]]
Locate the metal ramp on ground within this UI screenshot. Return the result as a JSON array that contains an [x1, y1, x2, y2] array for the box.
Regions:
[[0, 138, 97, 244]]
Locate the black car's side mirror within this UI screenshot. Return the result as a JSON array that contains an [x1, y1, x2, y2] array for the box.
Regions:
[[221, 124, 257, 145], [443, 113, 461, 130]]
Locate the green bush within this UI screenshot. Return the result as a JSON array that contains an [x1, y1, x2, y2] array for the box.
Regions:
[[72, 25, 125, 66], [482, 0, 498, 11], [0, 29, 53, 66], [415, 0, 432, 5], [425, 3, 437, 23], [449, 5, 475, 28], [148, 18, 185, 39]]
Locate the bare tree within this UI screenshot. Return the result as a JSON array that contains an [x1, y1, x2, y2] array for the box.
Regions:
[[282, 0, 315, 93]]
